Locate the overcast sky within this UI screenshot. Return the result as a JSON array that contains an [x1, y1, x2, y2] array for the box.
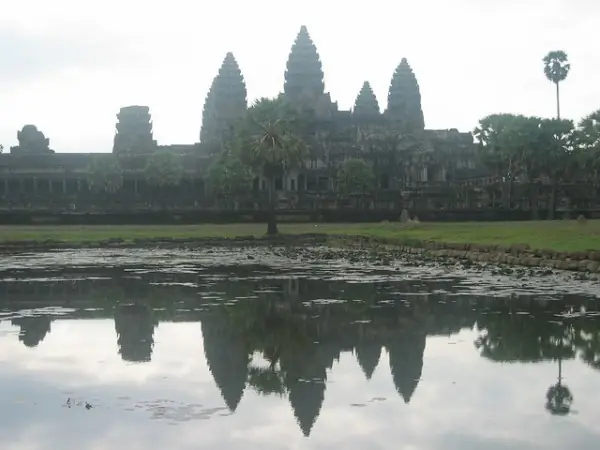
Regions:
[[0, 0, 598, 153]]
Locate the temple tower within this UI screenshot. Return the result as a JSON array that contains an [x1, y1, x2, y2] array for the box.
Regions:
[[283, 26, 335, 115], [386, 58, 425, 134], [199, 52, 247, 148], [113, 106, 156, 154], [353, 81, 380, 118]]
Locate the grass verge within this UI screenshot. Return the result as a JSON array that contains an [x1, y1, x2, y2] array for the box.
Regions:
[[0, 221, 599, 252]]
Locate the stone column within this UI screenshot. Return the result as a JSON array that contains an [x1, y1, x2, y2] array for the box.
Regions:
[[62, 179, 67, 194]]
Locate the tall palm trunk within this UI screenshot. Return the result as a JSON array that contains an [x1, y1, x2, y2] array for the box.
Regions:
[[267, 177, 278, 236], [556, 82, 561, 120]]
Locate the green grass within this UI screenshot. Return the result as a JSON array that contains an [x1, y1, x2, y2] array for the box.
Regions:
[[0, 221, 599, 252]]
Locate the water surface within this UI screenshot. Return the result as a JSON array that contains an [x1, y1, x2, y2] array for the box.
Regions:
[[1, 247, 600, 449]]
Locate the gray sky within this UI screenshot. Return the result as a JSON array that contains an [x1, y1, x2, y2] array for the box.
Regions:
[[0, 0, 598, 153]]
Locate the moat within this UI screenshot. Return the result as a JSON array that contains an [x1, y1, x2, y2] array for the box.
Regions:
[[1, 247, 600, 449]]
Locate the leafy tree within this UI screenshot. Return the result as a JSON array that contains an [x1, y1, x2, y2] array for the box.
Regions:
[[336, 158, 375, 194], [575, 109, 600, 184], [0, 144, 4, 153], [206, 151, 253, 197], [144, 151, 184, 187], [235, 97, 308, 235], [543, 51, 570, 119], [144, 151, 184, 208], [538, 118, 577, 218], [86, 155, 123, 194], [474, 114, 576, 216]]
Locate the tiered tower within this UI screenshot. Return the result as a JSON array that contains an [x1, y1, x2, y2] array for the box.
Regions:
[[113, 105, 156, 154], [352, 81, 380, 118], [386, 58, 425, 134], [283, 26, 336, 115], [199, 52, 247, 148]]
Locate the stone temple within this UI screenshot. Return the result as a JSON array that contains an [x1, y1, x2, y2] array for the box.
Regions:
[[0, 25, 502, 220]]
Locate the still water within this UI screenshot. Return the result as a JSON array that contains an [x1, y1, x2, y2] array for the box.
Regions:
[[1, 247, 600, 449]]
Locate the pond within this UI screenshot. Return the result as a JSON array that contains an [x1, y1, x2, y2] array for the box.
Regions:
[[1, 246, 600, 449]]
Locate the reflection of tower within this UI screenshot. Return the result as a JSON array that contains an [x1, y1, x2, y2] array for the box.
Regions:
[[386, 331, 426, 403], [11, 316, 52, 347], [354, 343, 382, 380], [200, 312, 250, 412], [114, 304, 156, 363], [280, 345, 327, 437]]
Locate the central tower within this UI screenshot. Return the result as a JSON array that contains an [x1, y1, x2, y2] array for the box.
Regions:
[[283, 26, 336, 115]]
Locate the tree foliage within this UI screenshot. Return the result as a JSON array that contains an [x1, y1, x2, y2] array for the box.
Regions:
[[234, 97, 308, 235], [336, 158, 375, 194], [236, 97, 308, 177], [144, 151, 184, 187], [207, 151, 253, 196], [86, 155, 123, 193], [543, 51, 570, 85], [576, 109, 600, 182], [474, 114, 576, 182]]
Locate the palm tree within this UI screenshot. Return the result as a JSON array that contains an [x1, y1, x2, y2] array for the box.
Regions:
[[543, 51, 570, 120], [236, 97, 308, 235]]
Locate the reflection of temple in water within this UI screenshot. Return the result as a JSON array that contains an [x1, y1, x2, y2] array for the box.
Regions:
[[114, 304, 157, 363], [10, 316, 52, 348], [200, 310, 250, 411], [3, 271, 600, 436]]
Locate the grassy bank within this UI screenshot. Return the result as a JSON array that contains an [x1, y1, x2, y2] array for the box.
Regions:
[[0, 220, 599, 252]]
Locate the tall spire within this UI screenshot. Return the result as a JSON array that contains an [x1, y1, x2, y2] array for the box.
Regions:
[[284, 26, 325, 101], [386, 58, 425, 133], [353, 81, 380, 117], [200, 52, 247, 146]]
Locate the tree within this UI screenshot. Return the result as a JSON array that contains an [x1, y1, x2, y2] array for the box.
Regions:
[[235, 97, 308, 235], [144, 151, 184, 187], [543, 51, 570, 119], [86, 155, 123, 194], [538, 118, 577, 218], [474, 114, 576, 217], [575, 109, 600, 185], [206, 151, 253, 207], [0, 144, 3, 153], [336, 158, 375, 194], [144, 151, 184, 208]]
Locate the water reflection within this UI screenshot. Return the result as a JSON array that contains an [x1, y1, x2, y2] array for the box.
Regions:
[[1, 263, 600, 448]]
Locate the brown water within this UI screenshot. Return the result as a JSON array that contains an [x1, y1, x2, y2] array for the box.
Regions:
[[1, 247, 600, 449]]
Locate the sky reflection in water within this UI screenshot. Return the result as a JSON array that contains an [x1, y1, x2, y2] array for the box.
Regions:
[[1, 249, 600, 449]]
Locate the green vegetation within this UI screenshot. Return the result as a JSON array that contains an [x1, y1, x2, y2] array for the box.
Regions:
[[86, 155, 123, 193], [144, 151, 184, 187], [1, 220, 599, 252], [336, 158, 375, 193], [235, 97, 309, 235]]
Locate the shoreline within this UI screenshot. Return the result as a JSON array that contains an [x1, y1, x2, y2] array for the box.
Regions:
[[1, 233, 600, 274]]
